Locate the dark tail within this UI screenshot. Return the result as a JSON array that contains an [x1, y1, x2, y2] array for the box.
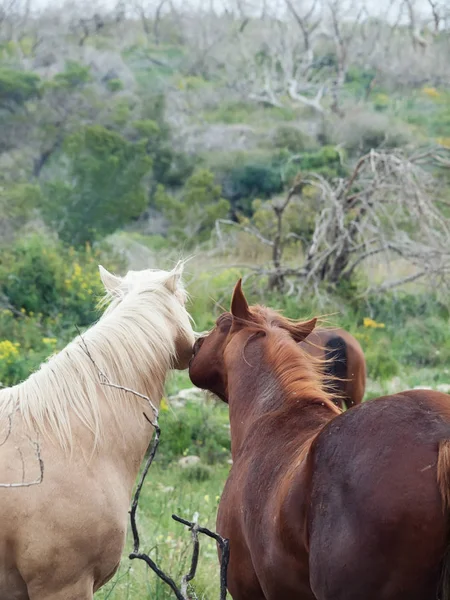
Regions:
[[323, 336, 348, 408]]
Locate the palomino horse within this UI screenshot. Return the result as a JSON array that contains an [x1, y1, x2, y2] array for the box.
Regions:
[[300, 327, 366, 409], [189, 280, 450, 600], [0, 264, 195, 599]]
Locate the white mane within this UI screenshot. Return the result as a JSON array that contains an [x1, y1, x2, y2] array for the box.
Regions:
[[0, 263, 194, 449]]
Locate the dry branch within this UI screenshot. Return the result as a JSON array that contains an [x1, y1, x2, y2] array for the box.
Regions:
[[215, 146, 450, 297], [0, 434, 44, 488]]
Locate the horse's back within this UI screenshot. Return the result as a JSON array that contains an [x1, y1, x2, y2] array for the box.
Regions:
[[308, 390, 450, 600]]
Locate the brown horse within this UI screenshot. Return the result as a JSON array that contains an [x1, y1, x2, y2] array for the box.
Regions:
[[299, 327, 366, 409], [189, 280, 450, 600]]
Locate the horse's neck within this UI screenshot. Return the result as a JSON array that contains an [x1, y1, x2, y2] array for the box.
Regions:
[[89, 388, 157, 488], [226, 346, 335, 461]]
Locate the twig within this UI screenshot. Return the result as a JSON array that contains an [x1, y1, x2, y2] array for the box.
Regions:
[[172, 514, 230, 600], [0, 435, 44, 488]]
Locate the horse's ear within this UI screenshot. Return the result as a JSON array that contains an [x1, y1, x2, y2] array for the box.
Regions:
[[286, 317, 317, 343], [99, 265, 122, 294], [231, 279, 251, 322], [164, 262, 184, 293]]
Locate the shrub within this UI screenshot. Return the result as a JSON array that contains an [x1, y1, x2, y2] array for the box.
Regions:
[[179, 464, 214, 482], [271, 126, 315, 153], [41, 125, 151, 245], [157, 400, 230, 465], [105, 78, 124, 92], [52, 60, 91, 90], [0, 67, 41, 110], [345, 66, 377, 96], [155, 169, 230, 246], [221, 161, 283, 215], [331, 109, 412, 156], [364, 337, 400, 380], [0, 235, 124, 387], [0, 234, 123, 322]]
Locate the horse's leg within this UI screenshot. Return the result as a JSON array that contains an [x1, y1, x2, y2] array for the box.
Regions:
[[27, 580, 93, 600]]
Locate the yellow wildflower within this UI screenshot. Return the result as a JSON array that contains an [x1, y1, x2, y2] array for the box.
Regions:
[[363, 317, 385, 329], [422, 86, 440, 99], [437, 137, 450, 149], [42, 337, 57, 345], [0, 340, 20, 362]]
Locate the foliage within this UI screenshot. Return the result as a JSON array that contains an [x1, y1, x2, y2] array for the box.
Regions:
[[221, 160, 283, 215], [0, 234, 124, 386], [52, 61, 91, 90], [0, 67, 41, 110], [249, 188, 317, 250], [271, 125, 315, 153], [41, 125, 151, 245], [155, 169, 230, 245], [332, 110, 412, 156], [158, 399, 231, 465], [281, 146, 348, 182], [345, 66, 377, 97], [0, 184, 42, 224], [106, 78, 124, 92]]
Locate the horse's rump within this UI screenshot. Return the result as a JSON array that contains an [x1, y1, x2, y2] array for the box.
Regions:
[[308, 390, 450, 600]]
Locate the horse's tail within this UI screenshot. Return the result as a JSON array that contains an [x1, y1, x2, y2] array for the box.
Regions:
[[323, 336, 348, 406], [437, 439, 450, 600]]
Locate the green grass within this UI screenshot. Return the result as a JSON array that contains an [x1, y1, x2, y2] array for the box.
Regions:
[[95, 463, 229, 600]]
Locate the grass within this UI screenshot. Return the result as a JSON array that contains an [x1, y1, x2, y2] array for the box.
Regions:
[[95, 463, 230, 600]]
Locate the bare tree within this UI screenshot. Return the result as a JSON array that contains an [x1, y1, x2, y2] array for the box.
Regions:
[[216, 147, 450, 297]]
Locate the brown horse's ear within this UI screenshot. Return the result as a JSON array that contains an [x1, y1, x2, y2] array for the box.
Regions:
[[231, 279, 251, 322], [283, 317, 317, 343]]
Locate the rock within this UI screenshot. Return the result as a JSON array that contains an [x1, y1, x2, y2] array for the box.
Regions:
[[169, 387, 206, 408], [178, 455, 201, 468]]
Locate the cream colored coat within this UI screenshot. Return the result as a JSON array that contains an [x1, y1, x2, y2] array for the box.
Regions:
[[0, 264, 195, 599]]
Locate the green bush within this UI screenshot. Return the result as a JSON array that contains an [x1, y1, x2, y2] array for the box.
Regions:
[[41, 125, 151, 245], [157, 400, 231, 465], [155, 169, 230, 245], [179, 464, 214, 482], [0, 234, 123, 322], [0, 234, 124, 386], [271, 126, 315, 153], [345, 66, 377, 97], [282, 146, 348, 182], [0, 67, 41, 110], [0, 235, 66, 317], [221, 161, 283, 215], [364, 337, 400, 381], [105, 78, 124, 92], [52, 60, 91, 90]]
